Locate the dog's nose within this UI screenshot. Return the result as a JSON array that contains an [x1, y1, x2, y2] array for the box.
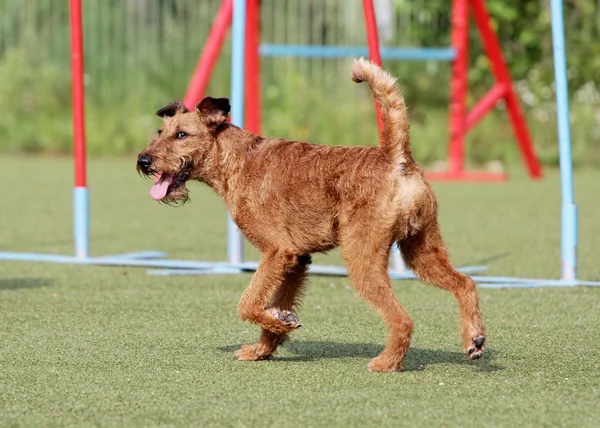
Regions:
[[137, 155, 152, 170]]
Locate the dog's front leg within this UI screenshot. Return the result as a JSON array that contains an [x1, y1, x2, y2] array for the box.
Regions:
[[237, 249, 303, 336], [234, 253, 310, 361], [235, 253, 309, 361]]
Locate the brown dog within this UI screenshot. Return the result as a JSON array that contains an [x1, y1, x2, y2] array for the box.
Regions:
[[137, 58, 485, 372]]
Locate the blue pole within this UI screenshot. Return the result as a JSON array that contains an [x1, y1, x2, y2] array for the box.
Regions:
[[73, 187, 89, 259], [259, 45, 456, 61], [227, 0, 246, 265], [550, 0, 577, 282]]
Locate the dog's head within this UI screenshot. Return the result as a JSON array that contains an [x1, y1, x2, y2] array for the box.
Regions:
[[136, 97, 230, 204]]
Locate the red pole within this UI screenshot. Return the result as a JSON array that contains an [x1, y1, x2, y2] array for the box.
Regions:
[[470, 0, 542, 178], [244, 0, 261, 134], [70, 0, 86, 188], [465, 83, 506, 130], [448, 0, 469, 175], [183, 0, 233, 109], [361, 0, 385, 140]]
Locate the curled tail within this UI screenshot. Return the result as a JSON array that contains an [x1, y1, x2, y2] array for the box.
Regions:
[[351, 57, 412, 165]]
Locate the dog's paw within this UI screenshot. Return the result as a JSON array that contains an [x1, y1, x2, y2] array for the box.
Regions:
[[466, 335, 485, 360], [234, 344, 273, 361], [367, 354, 403, 373], [270, 309, 302, 329]]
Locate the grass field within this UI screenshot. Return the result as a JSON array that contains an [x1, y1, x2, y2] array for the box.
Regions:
[[1, 156, 599, 427]]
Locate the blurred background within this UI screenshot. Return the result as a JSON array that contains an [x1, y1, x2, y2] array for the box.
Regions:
[[0, 0, 599, 168]]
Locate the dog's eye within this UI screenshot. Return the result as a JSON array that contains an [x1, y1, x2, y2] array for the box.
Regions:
[[176, 131, 188, 139], [157, 129, 162, 135]]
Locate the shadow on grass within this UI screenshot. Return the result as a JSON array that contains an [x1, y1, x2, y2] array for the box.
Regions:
[[0, 278, 52, 291], [220, 341, 502, 372]]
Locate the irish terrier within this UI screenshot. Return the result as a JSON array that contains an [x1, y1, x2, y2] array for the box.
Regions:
[[137, 58, 485, 372]]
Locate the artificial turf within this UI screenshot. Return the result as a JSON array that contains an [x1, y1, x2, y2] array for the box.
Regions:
[[1, 156, 599, 427]]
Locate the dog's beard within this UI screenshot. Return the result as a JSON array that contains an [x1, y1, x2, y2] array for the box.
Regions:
[[156, 181, 190, 205]]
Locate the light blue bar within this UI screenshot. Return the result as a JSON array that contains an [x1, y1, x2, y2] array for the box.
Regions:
[[0, 249, 584, 286], [479, 281, 576, 289], [98, 251, 167, 260], [0, 252, 256, 270], [145, 264, 486, 278], [0, 251, 487, 280], [2, 250, 594, 286], [478, 279, 599, 288], [147, 265, 416, 279], [149, 266, 244, 276], [227, 0, 246, 265], [551, 0, 578, 282], [473, 275, 577, 286], [0, 252, 90, 264], [259, 44, 456, 61], [73, 187, 89, 259], [148, 264, 356, 277]]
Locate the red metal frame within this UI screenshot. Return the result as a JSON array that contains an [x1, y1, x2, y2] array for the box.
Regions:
[[183, 0, 233, 109], [429, 0, 541, 181], [470, 0, 541, 178], [244, 0, 261, 134], [447, 0, 469, 176], [185, 0, 542, 182], [361, 0, 385, 140], [70, 0, 86, 188]]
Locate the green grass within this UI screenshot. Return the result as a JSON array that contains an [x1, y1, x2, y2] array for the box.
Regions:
[[1, 156, 599, 427]]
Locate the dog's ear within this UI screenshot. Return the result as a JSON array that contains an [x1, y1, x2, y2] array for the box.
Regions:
[[195, 97, 230, 127], [156, 101, 189, 118]]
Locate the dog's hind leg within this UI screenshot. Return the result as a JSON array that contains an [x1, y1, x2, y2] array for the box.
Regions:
[[399, 222, 486, 359], [235, 255, 311, 361], [342, 237, 414, 372]]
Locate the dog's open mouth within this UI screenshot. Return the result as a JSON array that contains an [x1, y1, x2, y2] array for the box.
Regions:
[[150, 168, 190, 201]]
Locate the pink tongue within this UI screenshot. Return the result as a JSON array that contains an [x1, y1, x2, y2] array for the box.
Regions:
[[150, 173, 174, 200]]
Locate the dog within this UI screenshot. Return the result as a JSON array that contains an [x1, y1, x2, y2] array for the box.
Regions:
[[137, 58, 485, 372]]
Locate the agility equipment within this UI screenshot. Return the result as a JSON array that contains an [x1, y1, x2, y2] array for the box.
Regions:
[[183, 0, 542, 182], [427, 0, 543, 181], [0, 0, 597, 288], [0, 0, 482, 279]]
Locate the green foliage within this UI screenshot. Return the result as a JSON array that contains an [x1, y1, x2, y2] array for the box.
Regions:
[[392, 0, 600, 93], [0, 49, 71, 152]]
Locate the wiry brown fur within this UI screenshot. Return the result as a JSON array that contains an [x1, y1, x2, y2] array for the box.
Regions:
[[137, 58, 486, 372]]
